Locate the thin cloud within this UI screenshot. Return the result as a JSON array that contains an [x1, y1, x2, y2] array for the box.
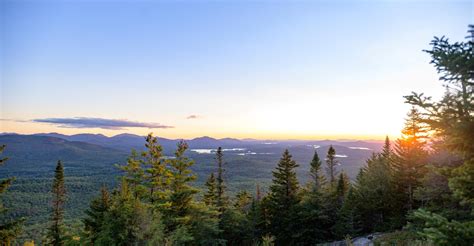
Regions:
[[186, 115, 200, 119], [0, 118, 29, 123], [32, 117, 174, 130]]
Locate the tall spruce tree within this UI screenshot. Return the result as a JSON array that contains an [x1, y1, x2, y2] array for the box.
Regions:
[[309, 150, 326, 192], [394, 107, 429, 211], [47, 160, 66, 246], [165, 140, 198, 230], [297, 150, 328, 243], [352, 153, 398, 233], [83, 186, 111, 244], [215, 147, 228, 213], [0, 145, 23, 245], [143, 133, 170, 203], [268, 149, 300, 244], [333, 187, 359, 238], [335, 172, 350, 203], [203, 172, 217, 206], [326, 145, 339, 185], [382, 136, 392, 162]]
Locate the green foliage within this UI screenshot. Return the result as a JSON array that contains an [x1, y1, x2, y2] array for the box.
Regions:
[[186, 202, 222, 245], [162, 140, 201, 239], [352, 153, 399, 233], [403, 27, 474, 244], [0, 145, 23, 244], [215, 147, 228, 214], [292, 150, 329, 243], [260, 235, 275, 246], [83, 186, 110, 244], [267, 149, 300, 244], [333, 188, 358, 238], [95, 179, 166, 245], [204, 173, 217, 206], [393, 107, 429, 212], [449, 158, 474, 208], [47, 161, 66, 246], [410, 209, 474, 245], [335, 172, 350, 201], [143, 134, 171, 204], [309, 150, 326, 192], [326, 145, 339, 185]]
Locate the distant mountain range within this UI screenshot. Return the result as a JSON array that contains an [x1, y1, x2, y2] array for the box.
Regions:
[[1, 132, 384, 153]]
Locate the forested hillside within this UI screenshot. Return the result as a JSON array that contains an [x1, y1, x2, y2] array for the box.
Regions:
[[0, 134, 381, 243], [1, 30, 473, 245]]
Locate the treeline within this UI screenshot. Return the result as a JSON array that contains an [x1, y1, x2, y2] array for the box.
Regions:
[[1, 28, 473, 246]]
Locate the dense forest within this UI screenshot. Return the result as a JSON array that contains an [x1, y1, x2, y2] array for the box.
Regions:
[[1, 29, 473, 245]]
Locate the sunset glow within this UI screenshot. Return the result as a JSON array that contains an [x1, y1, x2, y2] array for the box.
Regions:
[[1, 1, 470, 140]]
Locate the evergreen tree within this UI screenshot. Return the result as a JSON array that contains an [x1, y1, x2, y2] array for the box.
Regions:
[[47, 161, 66, 246], [333, 187, 359, 239], [335, 172, 350, 204], [0, 145, 23, 245], [234, 190, 253, 212], [352, 153, 398, 233], [215, 147, 228, 213], [405, 28, 474, 243], [268, 149, 300, 244], [296, 151, 328, 243], [96, 179, 166, 245], [165, 140, 198, 231], [382, 136, 392, 161], [248, 197, 265, 243], [309, 150, 326, 192], [119, 150, 147, 199], [143, 133, 170, 204], [83, 186, 110, 244], [394, 107, 429, 212], [203, 172, 217, 206], [326, 145, 339, 185]]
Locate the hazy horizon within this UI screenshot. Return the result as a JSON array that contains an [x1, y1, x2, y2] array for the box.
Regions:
[[0, 130, 387, 142]]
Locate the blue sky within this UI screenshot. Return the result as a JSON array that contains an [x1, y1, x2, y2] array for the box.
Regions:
[[1, 0, 472, 139]]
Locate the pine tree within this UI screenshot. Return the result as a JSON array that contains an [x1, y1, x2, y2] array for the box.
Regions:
[[234, 191, 253, 212], [83, 186, 110, 244], [309, 150, 326, 192], [382, 136, 393, 162], [394, 107, 429, 211], [215, 147, 228, 213], [0, 145, 23, 245], [47, 160, 66, 246], [335, 172, 350, 203], [248, 197, 265, 243], [296, 150, 328, 243], [333, 187, 359, 238], [96, 179, 166, 246], [203, 173, 217, 206], [326, 145, 339, 185], [165, 140, 198, 230], [268, 149, 300, 244], [119, 150, 147, 199], [352, 153, 398, 232], [143, 133, 170, 203]]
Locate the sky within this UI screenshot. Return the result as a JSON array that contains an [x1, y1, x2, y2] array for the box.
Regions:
[[0, 0, 472, 140]]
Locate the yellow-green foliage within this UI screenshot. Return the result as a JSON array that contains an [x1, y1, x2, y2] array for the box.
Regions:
[[23, 240, 34, 246]]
